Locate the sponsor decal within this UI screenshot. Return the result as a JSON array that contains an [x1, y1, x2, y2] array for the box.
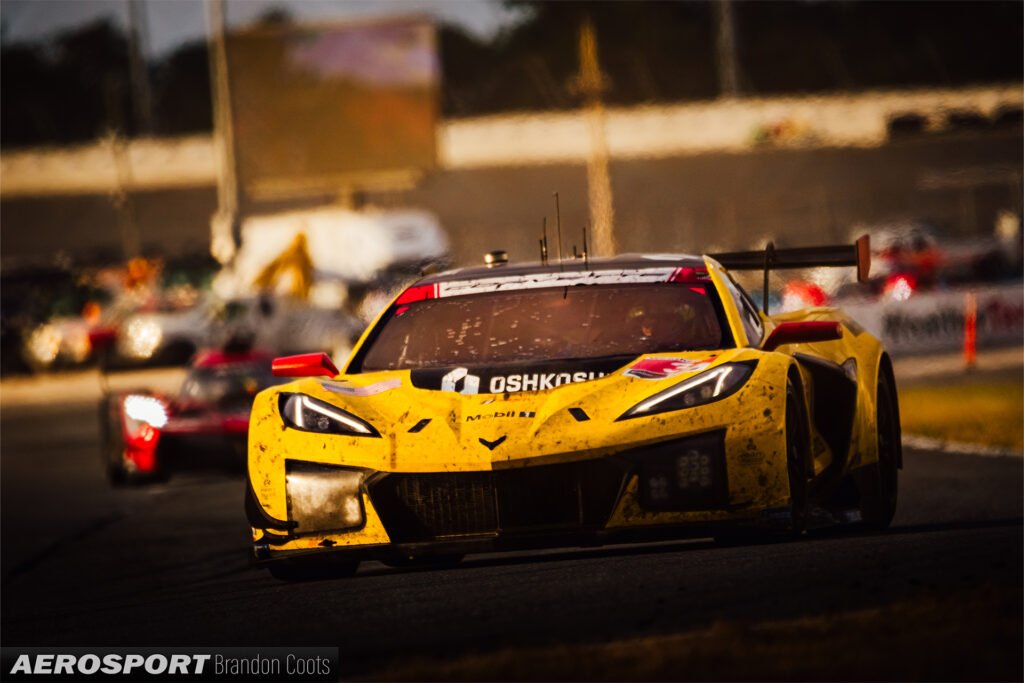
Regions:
[[488, 371, 605, 393], [412, 358, 625, 394], [321, 378, 401, 396], [437, 268, 678, 297], [440, 367, 481, 394], [624, 356, 717, 380], [478, 435, 507, 450], [465, 411, 536, 422]]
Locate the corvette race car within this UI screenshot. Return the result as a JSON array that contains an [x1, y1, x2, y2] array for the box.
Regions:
[[101, 346, 281, 483], [246, 237, 900, 580]]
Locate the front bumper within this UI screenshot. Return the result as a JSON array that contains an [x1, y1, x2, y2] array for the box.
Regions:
[[251, 425, 793, 562]]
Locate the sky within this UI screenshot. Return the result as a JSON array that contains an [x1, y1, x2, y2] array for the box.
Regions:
[[0, 0, 526, 57]]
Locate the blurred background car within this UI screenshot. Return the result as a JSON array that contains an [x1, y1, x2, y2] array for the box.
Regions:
[[99, 343, 285, 484]]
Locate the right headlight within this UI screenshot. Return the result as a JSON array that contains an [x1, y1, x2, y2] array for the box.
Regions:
[[279, 393, 380, 437], [617, 361, 756, 421]]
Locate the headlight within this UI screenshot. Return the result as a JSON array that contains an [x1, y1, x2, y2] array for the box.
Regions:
[[120, 317, 163, 359], [123, 394, 169, 429], [26, 324, 61, 365], [279, 393, 380, 437], [286, 461, 366, 532], [618, 361, 756, 421]]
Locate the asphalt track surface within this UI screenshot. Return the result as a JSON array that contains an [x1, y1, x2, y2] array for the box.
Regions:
[[1, 401, 1021, 680]]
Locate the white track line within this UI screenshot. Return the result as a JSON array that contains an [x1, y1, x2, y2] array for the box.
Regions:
[[903, 434, 1022, 459]]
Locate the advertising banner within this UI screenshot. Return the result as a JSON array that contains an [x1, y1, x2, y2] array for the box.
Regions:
[[841, 283, 1023, 354], [227, 18, 439, 198]]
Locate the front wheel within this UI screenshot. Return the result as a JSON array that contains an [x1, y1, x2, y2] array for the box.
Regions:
[[860, 368, 900, 528], [785, 378, 812, 536]]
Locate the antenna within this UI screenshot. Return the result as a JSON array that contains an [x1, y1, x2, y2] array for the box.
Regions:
[[762, 241, 775, 314], [540, 217, 549, 265], [582, 224, 590, 269], [554, 192, 564, 271]]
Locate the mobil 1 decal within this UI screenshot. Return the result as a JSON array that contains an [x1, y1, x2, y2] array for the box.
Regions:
[[411, 358, 629, 395]]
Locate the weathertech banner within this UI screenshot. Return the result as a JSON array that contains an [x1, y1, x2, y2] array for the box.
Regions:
[[842, 283, 1023, 354], [2, 648, 337, 682]]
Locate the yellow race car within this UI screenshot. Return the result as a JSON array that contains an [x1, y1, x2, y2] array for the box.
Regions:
[[246, 238, 900, 580]]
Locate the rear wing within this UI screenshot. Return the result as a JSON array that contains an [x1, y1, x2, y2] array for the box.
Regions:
[[710, 235, 870, 312]]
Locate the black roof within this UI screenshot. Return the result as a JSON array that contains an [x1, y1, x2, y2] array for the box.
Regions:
[[418, 253, 707, 286]]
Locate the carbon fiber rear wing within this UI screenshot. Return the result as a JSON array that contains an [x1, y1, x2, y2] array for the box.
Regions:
[[710, 235, 870, 312]]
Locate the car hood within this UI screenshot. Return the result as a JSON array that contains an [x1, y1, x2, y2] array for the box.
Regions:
[[266, 348, 762, 471]]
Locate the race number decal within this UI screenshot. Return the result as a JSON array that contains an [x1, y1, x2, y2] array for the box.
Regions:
[[624, 356, 717, 380]]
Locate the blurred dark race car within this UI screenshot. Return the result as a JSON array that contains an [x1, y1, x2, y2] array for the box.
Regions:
[[100, 346, 283, 484]]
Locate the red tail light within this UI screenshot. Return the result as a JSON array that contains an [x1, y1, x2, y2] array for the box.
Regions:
[[883, 273, 917, 302]]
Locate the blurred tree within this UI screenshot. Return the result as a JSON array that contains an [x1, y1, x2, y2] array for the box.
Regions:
[[151, 41, 212, 136], [253, 6, 294, 27], [55, 19, 134, 135], [438, 24, 500, 116], [1, 44, 63, 146], [2, 1, 1021, 146], [1, 19, 134, 147]]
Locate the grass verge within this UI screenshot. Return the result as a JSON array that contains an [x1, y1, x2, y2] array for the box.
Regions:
[[899, 379, 1023, 450]]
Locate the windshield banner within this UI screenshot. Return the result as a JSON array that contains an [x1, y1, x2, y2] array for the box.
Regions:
[[410, 358, 630, 395]]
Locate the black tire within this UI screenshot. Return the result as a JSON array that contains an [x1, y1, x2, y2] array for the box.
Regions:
[[785, 378, 811, 536], [268, 558, 359, 582], [860, 368, 900, 528]]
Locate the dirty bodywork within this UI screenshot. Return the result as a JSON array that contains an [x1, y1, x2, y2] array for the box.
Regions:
[[246, 250, 897, 569]]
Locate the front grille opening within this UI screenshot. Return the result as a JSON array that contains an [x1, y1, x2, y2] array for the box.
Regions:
[[370, 459, 629, 543]]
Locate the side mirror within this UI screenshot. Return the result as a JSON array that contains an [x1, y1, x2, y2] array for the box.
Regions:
[[272, 352, 339, 378], [763, 321, 842, 352]]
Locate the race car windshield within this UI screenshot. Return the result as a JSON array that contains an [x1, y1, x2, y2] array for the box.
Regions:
[[357, 284, 726, 371], [179, 363, 284, 409]]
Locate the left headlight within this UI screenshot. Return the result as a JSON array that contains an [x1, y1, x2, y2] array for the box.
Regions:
[[618, 361, 756, 421], [286, 461, 367, 532], [278, 393, 380, 437]]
